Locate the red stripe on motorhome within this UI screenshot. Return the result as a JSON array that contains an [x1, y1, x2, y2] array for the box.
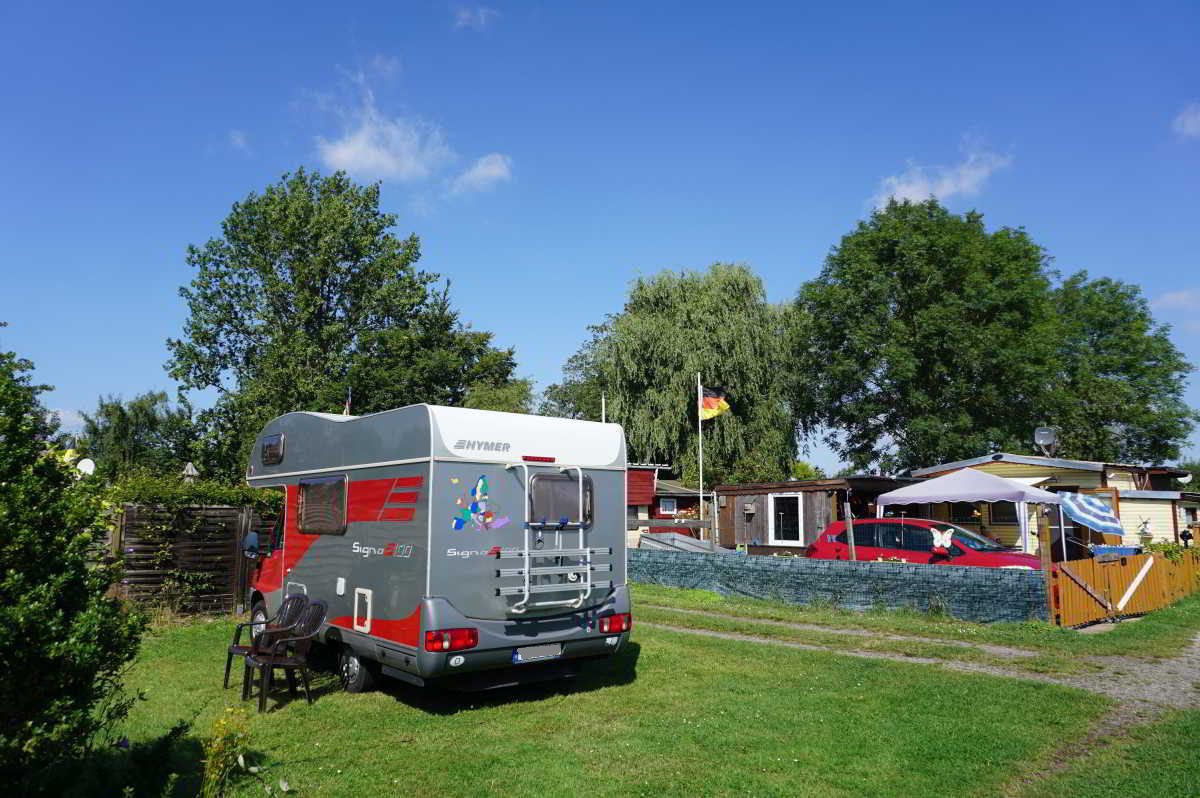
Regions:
[[328, 605, 421, 647], [347, 477, 424, 523]]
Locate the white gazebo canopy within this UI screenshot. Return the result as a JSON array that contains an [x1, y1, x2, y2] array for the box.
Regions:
[[876, 467, 1062, 553], [877, 467, 1062, 508]]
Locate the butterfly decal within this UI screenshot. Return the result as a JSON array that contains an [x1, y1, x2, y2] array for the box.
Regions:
[[931, 528, 955, 549]]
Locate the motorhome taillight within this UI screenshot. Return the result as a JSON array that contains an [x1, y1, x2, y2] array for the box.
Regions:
[[424, 628, 479, 652], [522, 455, 556, 463], [598, 613, 632, 634]]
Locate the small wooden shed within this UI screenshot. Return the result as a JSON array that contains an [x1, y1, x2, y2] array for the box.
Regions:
[[715, 476, 917, 555]]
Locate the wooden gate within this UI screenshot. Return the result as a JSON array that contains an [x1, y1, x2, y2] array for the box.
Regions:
[[1050, 551, 1200, 627]]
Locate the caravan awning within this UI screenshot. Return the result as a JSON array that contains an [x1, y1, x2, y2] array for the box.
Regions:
[[878, 468, 1062, 508], [1059, 493, 1125, 537]]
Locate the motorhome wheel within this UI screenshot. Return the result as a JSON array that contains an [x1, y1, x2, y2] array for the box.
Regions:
[[339, 647, 376, 693], [250, 601, 268, 637]]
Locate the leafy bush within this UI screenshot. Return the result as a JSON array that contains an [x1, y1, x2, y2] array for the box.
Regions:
[[1144, 541, 1189, 563], [0, 347, 145, 785], [103, 470, 282, 513]]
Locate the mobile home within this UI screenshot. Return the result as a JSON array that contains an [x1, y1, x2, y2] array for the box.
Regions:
[[243, 405, 632, 690]]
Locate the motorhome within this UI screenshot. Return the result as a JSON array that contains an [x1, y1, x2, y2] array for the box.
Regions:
[[243, 404, 632, 690]]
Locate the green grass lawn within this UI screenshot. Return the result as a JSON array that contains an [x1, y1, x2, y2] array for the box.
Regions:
[[633, 583, 1200, 659], [96, 616, 1106, 797], [1015, 710, 1200, 798]]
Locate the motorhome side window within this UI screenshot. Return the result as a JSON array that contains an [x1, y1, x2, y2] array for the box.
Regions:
[[529, 474, 594, 527], [261, 433, 285, 465], [298, 476, 347, 535]]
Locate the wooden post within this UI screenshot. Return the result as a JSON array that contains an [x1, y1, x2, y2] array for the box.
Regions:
[[1037, 505, 1057, 624], [843, 500, 858, 562]]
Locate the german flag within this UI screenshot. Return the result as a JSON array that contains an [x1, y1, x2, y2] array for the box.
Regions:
[[700, 386, 731, 421]]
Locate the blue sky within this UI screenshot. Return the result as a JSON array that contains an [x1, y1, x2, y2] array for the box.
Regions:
[[2, 1, 1199, 471]]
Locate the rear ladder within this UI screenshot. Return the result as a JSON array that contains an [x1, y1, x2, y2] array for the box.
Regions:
[[496, 464, 612, 614]]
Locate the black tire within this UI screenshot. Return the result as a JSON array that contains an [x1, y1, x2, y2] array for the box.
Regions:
[[249, 600, 269, 637], [339, 645, 377, 693]]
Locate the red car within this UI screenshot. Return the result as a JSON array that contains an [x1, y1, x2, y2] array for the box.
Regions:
[[806, 517, 1044, 569]]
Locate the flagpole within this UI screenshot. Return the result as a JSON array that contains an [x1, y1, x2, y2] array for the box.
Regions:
[[601, 392, 606, 423], [696, 372, 704, 533]]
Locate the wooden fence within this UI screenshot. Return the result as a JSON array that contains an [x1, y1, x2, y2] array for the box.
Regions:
[[110, 504, 276, 614], [1051, 551, 1200, 627]]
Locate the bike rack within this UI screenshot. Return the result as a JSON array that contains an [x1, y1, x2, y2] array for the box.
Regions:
[[498, 462, 606, 613]]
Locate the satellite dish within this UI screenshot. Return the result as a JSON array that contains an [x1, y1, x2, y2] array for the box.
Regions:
[[76, 458, 96, 476], [1179, 473, 1195, 485], [1034, 426, 1059, 457]]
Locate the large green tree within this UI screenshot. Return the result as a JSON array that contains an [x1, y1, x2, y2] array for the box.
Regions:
[[793, 199, 1059, 473], [167, 169, 521, 478], [0, 337, 143, 783], [79, 391, 194, 480], [544, 264, 794, 485], [1048, 272, 1195, 463], [795, 199, 1195, 473]]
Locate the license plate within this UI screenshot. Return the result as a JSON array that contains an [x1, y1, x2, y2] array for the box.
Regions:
[[512, 643, 562, 664]]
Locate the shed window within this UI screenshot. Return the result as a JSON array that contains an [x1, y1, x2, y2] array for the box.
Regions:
[[530, 473, 593, 527], [298, 476, 347, 535], [768, 494, 803, 544], [659, 498, 678, 516], [261, 433, 285, 466]]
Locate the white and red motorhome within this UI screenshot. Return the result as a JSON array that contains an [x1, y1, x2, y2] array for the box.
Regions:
[[243, 404, 632, 690]]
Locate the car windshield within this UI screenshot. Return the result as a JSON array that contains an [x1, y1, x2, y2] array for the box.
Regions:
[[936, 523, 1008, 551]]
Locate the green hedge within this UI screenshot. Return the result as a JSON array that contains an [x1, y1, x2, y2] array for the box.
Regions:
[[103, 471, 282, 513]]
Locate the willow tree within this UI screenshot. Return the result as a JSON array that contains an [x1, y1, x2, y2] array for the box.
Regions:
[[545, 264, 794, 485]]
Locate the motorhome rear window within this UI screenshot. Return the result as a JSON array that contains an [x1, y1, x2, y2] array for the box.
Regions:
[[298, 476, 346, 535], [261, 433, 285, 466], [529, 474, 593, 527]]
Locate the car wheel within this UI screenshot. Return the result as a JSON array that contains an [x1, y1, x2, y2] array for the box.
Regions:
[[339, 646, 377, 693]]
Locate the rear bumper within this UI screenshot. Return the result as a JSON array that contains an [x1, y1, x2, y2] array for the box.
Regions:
[[414, 584, 632, 680]]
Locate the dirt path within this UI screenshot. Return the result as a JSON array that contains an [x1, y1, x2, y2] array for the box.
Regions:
[[640, 615, 1200, 795], [638, 602, 1042, 659]]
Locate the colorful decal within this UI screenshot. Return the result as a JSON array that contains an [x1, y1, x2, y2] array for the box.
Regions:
[[451, 475, 511, 531]]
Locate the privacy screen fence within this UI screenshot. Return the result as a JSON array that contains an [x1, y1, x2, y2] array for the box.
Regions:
[[629, 549, 1048, 623], [110, 504, 276, 613]]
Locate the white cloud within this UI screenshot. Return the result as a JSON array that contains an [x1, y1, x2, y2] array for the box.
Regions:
[[1172, 103, 1200, 140], [228, 129, 250, 153], [451, 153, 513, 194], [367, 54, 401, 78], [317, 93, 454, 181], [1152, 289, 1200, 311], [51, 408, 86, 433], [454, 6, 499, 30], [873, 139, 1012, 208]]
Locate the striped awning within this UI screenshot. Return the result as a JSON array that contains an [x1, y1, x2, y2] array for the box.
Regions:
[[1059, 492, 1125, 537]]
